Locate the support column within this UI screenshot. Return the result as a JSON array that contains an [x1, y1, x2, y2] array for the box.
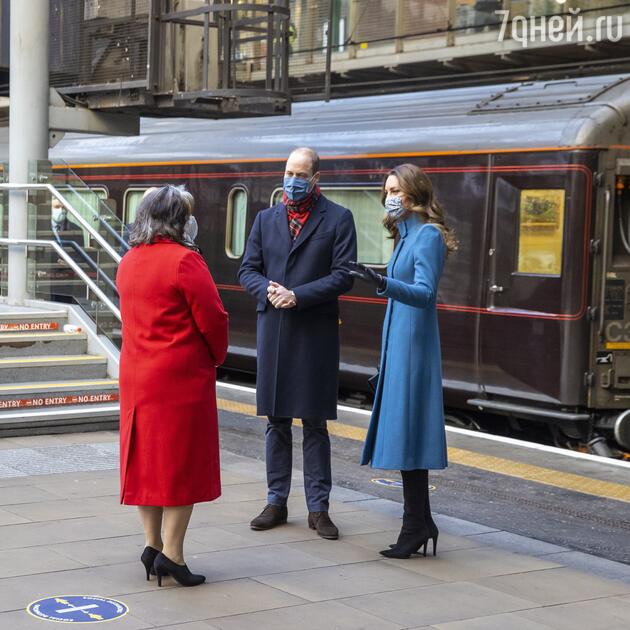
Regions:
[[8, 0, 49, 304]]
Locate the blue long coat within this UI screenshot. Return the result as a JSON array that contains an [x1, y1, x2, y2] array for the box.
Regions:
[[361, 215, 448, 470], [238, 195, 357, 419]]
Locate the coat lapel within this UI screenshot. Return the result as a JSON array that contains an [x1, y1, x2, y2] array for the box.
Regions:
[[289, 196, 326, 255], [388, 219, 408, 276], [273, 204, 293, 254]]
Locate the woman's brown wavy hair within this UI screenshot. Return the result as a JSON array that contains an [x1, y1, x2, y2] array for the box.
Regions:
[[382, 163, 457, 253]]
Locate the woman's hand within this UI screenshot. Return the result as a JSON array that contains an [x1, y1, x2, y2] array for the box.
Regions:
[[346, 261, 386, 291]]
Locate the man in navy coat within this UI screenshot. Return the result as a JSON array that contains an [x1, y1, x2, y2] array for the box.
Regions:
[[238, 147, 357, 539]]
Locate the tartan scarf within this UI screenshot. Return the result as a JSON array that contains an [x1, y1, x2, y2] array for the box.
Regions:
[[283, 186, 320, 240]]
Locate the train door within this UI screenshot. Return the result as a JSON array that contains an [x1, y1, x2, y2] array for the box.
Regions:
[[478, 165, 588, 405], [590, 155, 630, 421]]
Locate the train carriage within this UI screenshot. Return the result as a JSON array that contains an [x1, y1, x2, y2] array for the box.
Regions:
[[2, 73, 630, 452]]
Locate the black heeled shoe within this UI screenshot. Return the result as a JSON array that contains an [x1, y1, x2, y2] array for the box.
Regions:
[[154, 552, 205, 587], [380, 529, 432, 559], [388, 524, 438, 556], [421, 530, 438, 557], [140, 546, 161, 581]]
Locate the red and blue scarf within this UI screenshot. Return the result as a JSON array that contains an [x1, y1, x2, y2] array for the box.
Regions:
[[283, 186, 320, 240]]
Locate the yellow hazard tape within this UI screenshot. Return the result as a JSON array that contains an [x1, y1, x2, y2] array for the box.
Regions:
[[0, 355, 105, 364], [216, 397, 630, 504], [0, 379, 118, 391]]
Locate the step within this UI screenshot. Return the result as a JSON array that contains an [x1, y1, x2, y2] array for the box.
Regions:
[[0, 378, 119, 411], [27, 279, 93, 287], [0, 403, 119, 437], [0, 331, 88, 357], [0, 310, 67, 333], [25, 262, 118, 271], [0, 355, 108, 383]]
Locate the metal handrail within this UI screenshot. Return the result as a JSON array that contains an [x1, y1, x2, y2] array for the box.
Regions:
[[0, 237, 121, 321], [598, 186, 612, 338], [0, 183, 122, 263], [55, 237, 119, 295]]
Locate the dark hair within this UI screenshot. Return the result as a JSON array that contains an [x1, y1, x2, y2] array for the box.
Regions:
[[382, 163, 457, 253], [129, 185, 195, 249]]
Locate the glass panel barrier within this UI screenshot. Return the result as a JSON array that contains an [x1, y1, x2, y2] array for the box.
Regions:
[[24, 242, 121, 348], [46, 160, 129, 256]]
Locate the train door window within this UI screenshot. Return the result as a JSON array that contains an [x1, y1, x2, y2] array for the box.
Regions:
[[124, 188, 149, 228], [322, 188, 393, 266], [516, 189, 565, 276], [226, 187, 248, 258], [60, 187, 108, 247]]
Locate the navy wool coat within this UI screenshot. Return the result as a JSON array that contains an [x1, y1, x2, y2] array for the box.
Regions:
[[361, 215, 448, 470], [238, 195, 357, 419]]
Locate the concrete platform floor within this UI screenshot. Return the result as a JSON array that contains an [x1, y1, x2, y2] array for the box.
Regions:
[[0, 432, 629, 629]]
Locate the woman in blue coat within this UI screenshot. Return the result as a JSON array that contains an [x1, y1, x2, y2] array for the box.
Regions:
[[348, 163, 456, 559]]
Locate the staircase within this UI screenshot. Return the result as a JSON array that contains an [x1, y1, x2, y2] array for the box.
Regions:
[[0, 307, 119, 436]]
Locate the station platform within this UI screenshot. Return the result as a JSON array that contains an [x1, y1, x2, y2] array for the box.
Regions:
[[1, 411, 630, 627]]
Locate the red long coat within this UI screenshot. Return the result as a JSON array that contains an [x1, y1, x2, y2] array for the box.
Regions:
[[116, 239, 228, 506]]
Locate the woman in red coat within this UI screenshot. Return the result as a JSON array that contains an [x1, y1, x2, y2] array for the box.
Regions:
[[116, 185, 228, 587]]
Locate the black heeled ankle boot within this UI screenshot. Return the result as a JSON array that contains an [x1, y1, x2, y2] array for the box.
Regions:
[[381, 469, 437, 559], [425, 512, 439, 557], [153, 552, 205, 587], [140, 546, 162, 581]]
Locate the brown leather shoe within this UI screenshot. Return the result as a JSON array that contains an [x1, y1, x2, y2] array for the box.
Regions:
[[308, 511, 339, 539], [250, 504, 288, 530]]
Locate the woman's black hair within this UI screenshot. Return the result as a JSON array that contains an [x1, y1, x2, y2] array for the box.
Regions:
[[129, 185, 197, 250]]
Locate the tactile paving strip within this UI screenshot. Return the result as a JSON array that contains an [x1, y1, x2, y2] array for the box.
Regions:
[[216, 398, 630, 505]]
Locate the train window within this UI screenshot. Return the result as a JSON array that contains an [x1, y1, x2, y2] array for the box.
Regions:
[[516, 189, 565, 275], [270, 188, 283, 206], [226, 187, 248, 258], [124, 188, 149, 227], [269, 186, 392, 265], [323, 188, 393, 266], [59, 187, 108, 247]]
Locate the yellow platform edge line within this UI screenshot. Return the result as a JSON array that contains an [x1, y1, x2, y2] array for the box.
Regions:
[[216, 397, 630, 504], [0, 355, 106, 364], [0, 379, 119, 391], [0, 332, 84, 339]]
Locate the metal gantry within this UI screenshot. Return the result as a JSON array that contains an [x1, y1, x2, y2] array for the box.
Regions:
[[49, 0, 291, 118]]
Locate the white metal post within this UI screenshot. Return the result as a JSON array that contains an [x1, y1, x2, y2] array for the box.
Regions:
[[8, 0, 49, 304]]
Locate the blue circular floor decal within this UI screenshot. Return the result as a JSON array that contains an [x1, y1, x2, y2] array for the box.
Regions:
[[27, 596, 128, 623], [371, 478, 403, 488]]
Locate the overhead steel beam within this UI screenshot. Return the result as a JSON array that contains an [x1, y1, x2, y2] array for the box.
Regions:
[[49, 90, 140, 137]]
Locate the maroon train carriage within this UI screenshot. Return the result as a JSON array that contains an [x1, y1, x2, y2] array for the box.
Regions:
[[3, 73, 630, 454]]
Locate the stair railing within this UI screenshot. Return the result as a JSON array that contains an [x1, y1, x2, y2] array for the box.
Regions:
[[0, 237, 121, 321], [0, 183, 123, 264]]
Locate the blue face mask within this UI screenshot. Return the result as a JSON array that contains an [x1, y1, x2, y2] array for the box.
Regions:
[[283, 175, 312, 202]]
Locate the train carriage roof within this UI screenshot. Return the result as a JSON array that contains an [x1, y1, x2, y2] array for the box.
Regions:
[[2, 73, 630, 164]]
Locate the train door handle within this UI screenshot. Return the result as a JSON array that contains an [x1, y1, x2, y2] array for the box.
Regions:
[[489, 284, 504, 294]]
